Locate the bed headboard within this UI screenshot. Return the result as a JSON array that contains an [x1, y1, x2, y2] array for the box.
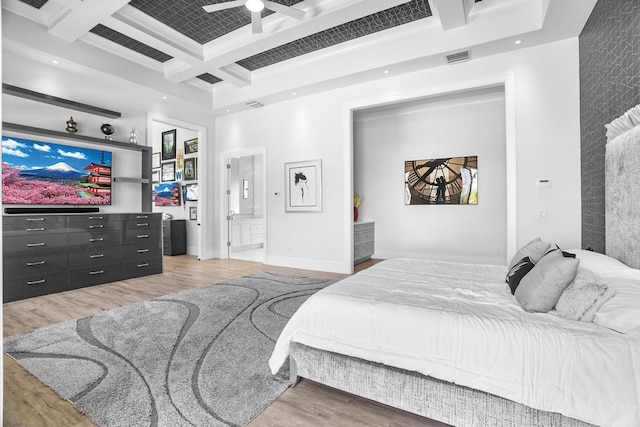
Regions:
[[605, 104, 640, 269]]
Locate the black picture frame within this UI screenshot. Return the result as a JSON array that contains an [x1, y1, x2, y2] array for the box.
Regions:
[[185, 183, 198, 201], [152, 169, 160, 183], [162, 129, 177, 160], [184, 158, 197, 181], [184, 138, 198, 154], [161, 161, 175, 182], [189, 206, 197, 221]]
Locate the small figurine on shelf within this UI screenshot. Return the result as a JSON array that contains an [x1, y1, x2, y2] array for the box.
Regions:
[[129, 127, 139, 144], [101, 123, 114, 140], [65, 117, 77, 133]]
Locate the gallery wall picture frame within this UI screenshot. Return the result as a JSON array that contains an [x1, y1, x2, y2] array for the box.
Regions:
[[185, 183, 198, 201], [152, 152, 161, 168], [152, 169, 160, 183], [161, 161, 176, 182], [189, 206, 197, 221], [161, 129, 177, 160], [184, 158, 197, 181], [154, 181, 181, 206], [285, 159, 323, 212], [184, 138, 198, 154]]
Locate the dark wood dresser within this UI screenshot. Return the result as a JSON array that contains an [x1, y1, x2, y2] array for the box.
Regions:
[[3, 212, 162, 302]]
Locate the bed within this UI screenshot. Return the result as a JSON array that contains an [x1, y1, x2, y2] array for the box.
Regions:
[[269, 105, 640, 427]]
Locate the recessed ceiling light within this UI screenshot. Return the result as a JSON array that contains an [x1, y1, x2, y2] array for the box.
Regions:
[[162, 96, 168, 100], [52, 60, 59, 64], [292, 92, 297, 96], [383, 69, 390, 74], [226, 109, 230, 112], [515, 40, 523, 45]]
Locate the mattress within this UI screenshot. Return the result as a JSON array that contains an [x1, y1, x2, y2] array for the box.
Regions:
[[270, 258, 640, 427]]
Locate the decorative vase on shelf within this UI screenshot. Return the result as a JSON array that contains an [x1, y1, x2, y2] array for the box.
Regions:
[[354, 206, 359, 222]]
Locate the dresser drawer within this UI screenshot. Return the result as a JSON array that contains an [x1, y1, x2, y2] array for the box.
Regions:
[[354, 229, 374, 245], [3, 252, 68, 276], [68, 246, 122, 268], [3, 232, 68, 256], [3, 215, 67, 236], [124, 227, 161, 244], [68, 230, 122, 249], [354, 242, 374, 263], [121, 257, 163, 279], [68, 264, 121, 287], [121, 243, 162, 262], [354, 221, 374, 232], [124, 219, 161, 231], [123, 213, 159, 221], [68, 215, 123, 232], [3, 271, 69, 303]]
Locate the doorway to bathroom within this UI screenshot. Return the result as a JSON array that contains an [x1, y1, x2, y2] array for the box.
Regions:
[[226, 153, 265, 263]]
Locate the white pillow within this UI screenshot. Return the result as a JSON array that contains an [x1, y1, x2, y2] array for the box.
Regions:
[[592, 276, 640, 334], [567, 249, 640, 280]]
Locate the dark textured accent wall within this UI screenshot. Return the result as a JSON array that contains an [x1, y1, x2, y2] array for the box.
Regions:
[[579, 0, 640, 253]]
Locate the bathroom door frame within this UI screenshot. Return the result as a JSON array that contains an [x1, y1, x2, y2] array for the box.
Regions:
[[221, 147, 267, 262]]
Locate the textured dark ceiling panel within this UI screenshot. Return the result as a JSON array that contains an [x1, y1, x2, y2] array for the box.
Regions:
[[90, 24, 174, 63], [197, 73, 223, 84], [129, 0, 304, 45], [236, 0, 432, 71], [17, 0, 48, 9]]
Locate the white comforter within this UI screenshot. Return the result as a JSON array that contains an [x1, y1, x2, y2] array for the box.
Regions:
[[270, 258, 640, 427]]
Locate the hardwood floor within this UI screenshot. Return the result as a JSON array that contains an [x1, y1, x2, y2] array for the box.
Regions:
[[3, 256, 446, 427]]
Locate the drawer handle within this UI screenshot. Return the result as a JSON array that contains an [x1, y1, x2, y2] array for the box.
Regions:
[[26, 242, 46, 247], [27, 279, 46, 285], [89, 225, 104, 229], [89, 238, 105, 242], [89, 216, 104, 220], [89, 254, 105, 259], [137, 223, 149, 227], [137, 263, 150, 268], [89, 270, 104, 275], [26, 227, 45, 232], [137, 234, 149, 239], [26, 218, 45, 222], [136, 215, 149, 219], [26, 261, 46, 266], [137, 249, 149, 253]]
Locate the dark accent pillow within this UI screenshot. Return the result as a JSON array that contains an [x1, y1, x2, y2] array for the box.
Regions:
[[506, 256, 535, 294], [547, 244, 577, 259]]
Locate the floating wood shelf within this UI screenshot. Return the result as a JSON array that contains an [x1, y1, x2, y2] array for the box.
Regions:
[[2, 84, 121, 118]]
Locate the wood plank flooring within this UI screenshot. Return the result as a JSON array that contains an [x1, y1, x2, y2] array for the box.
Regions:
[[3, 256, 446, 427]]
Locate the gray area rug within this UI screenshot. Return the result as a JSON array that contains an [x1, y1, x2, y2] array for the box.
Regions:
[[4, 272, 334, 427]]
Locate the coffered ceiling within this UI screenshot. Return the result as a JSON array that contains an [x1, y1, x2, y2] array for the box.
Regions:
[[2, 0, 597, 114]]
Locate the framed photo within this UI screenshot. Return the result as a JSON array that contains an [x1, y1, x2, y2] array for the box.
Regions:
[[152, 152, 161, 168], [154, 182, 181, 206], [185, 183, 198, 201], [152, 169, 160, 183], [285, 159, 322, 212], [189, 206, 197, 221], [404, 156, 478, 205], [184, 158, 197, 181], [184, 138, 198, 154], [161, 129, 177, 160], [161, 161, 175, 182]]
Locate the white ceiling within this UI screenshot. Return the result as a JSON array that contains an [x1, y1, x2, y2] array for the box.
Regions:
[[2, 0, 597, 116]]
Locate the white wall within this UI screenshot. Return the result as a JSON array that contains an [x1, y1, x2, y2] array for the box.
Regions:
[[354, 87, 507, 264], [215, 38, 582, 273]]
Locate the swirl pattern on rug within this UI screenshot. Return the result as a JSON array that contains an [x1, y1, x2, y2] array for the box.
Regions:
[[4, 272, 334, 427]]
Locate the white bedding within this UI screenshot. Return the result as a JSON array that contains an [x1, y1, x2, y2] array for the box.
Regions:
[[270, 258, 640, 427]]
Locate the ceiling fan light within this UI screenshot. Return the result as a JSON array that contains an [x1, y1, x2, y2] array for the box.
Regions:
[[245, 0, 264, 12]]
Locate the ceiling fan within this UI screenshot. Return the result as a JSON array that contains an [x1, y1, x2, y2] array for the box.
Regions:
[[202, 0, 305, 34]]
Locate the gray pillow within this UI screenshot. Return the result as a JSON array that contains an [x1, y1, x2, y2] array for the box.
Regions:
[[515, 249, 580, 313], [507, 237, 551, 272], [556, 268, 615, 321]]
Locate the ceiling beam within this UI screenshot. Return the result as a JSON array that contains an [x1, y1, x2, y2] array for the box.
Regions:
[[47, 0, 130, 42], [430, 0, 471, 31]]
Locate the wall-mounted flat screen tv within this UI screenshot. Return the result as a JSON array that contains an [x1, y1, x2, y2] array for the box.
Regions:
[[2, 136, 113, 205]]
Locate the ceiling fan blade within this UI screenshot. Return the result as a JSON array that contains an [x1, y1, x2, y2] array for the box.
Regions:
[[264, 1, 305, 20], [251, 11, 263, 33], [202, 1, 245, 13]]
